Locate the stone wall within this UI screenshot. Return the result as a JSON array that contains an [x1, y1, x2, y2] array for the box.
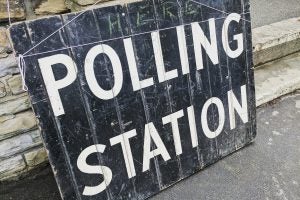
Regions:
[[0, 0, 125, 182], [0, 26, 47, 181]]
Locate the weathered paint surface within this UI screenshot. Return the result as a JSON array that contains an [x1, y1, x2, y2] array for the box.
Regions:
[[9, 0, 256, 199]]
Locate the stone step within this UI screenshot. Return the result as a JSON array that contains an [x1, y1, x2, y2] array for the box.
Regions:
[[252, 17, 300, 66], [255, 52, 300, 106]]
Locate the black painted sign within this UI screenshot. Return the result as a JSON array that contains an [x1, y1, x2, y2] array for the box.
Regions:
[[9, 0, 256, 199]]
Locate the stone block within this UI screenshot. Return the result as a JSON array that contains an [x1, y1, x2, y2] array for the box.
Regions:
[[0, 79, 5, 98], [65, 0, 99, 11], [0, 129, 42, 160], [0, 27, 12, 58], [0, 74, 27, 105], [0, 155, 26, 181], [0, 27, 8, 46], [74, 0, 99, 6], [0, 92, 27, 105], [0, 54, 19, 78], [0, 0, 25, 22], [65, 0, 139, 11], [0, 111, 37, 141], [24, 147, 48, 168], [0, 95, 30, 116], [7, 74, 23, 95], [0, 75, 13, 98], [35, 0, 69, 15]]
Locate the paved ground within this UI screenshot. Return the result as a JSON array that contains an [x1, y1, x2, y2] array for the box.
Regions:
[[1, 91, 300, 200], [151, 92, 300, 200], [251, 0, 300, 28]]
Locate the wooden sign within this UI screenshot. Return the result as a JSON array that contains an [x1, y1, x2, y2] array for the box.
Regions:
[[9, 0, 256, 199]]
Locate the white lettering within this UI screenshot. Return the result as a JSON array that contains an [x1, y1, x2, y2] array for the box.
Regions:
[[85, 44, 123, 100], [152, 31, 179, 83], [38, 54, 77, 117], [110, 130, 137, 179], [77, 145, 112, 196], [162, 110, 184, 155], [222, 13, 244, 58], [191, 18, 219, 70], [201, 97, 225, 139], [124, 38, 154, 91], [143, 122, 171, 172], [228, 85, 248, 129], [187, 106, 198, 148], [176, 26, 190, 75]]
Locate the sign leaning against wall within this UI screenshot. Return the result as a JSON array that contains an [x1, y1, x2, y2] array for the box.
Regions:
[[9, 0, 256, 199]]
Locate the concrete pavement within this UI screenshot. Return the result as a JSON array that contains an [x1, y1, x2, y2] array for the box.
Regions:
[[251, 0, 300, 28], [151, 92, 300, 200]]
